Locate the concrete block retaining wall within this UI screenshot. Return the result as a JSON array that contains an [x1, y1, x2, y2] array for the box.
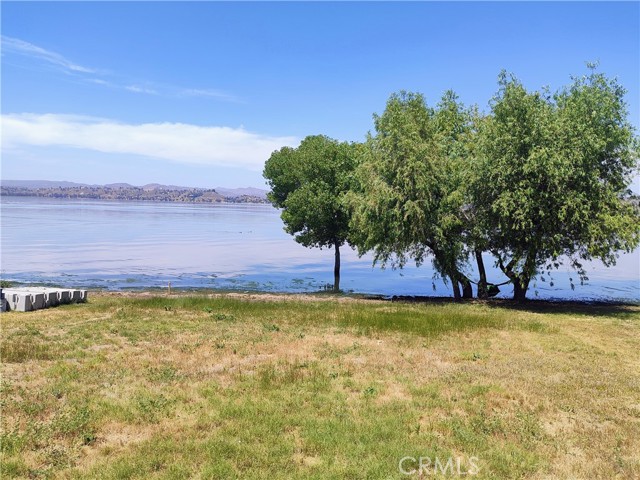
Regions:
[[1, 288, 88, 312]]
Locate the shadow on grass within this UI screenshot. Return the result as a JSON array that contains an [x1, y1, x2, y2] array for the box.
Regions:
[[385, 295, 639, 320], [486, 300, 639, 319]]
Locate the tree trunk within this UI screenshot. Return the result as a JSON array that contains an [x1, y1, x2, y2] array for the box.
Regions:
[[475, 249, 488, 299], [513, 275, 530, 301], [513, 249, 536, 301], [333, 241, 341, 292], [495, 252, 533, 301], [459, 275, 473, 299], [450, 275, 461, 301]]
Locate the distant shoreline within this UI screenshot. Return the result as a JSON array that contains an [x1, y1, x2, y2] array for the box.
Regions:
[[0, 186, 270, 205]]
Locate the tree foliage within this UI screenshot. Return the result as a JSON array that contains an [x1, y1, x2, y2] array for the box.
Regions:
[[265, 68, 639, 301], [348, 91, 475, 299], [472, 68, 639, 299], [263, 135, 358, 291]]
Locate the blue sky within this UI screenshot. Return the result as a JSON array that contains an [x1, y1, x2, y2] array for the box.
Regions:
[[2, 1, 639, 189]]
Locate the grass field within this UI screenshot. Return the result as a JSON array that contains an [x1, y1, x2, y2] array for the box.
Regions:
[[1, 293, 639, 479]]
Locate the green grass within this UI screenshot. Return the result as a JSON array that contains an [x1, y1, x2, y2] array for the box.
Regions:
[[1, 293, 639, 479]]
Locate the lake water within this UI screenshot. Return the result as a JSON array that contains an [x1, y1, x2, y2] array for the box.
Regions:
[[1, 196, 638, 302]]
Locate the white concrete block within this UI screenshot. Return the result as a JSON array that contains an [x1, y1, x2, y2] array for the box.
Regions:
[[1, 287, 88, 311], [31, 293, 46, 310], [3, 291, 20, 311], [15, 294, 33, 312], [58, 291, 71, 304], [5, 293, 17, 311], [43, 291, 59, 307]]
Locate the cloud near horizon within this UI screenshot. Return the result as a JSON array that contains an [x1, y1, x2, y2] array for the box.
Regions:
[[2, 113, 299, 170]]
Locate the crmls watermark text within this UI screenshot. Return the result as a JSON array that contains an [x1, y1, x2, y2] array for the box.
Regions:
[[399, 456, 480, 476]]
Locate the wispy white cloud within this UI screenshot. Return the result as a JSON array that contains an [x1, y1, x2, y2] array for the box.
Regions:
[[1, 35, 98, 74], [87, 78, 111, 86], [1, 36, 238, 102], [125, 85, 159, 95], [179, 88, 238, 102], [2, 113, 298, 171]]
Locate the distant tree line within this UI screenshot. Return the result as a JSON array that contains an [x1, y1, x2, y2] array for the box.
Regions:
[[264, 67, 640, 300]]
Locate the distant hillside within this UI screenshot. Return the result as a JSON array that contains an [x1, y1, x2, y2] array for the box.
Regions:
[[0, 180, 267, 198], [216, 187, 268, 199], [103, 183, 135, 189], [142, 183, 195, 191], [101, 183, 197, 191], [0, 180, 269, 204]]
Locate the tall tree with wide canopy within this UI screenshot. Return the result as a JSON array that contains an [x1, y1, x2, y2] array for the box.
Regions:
[[473, 68, 639, 300], [263, 135, 358, 292], [349, 91, 475, 299]]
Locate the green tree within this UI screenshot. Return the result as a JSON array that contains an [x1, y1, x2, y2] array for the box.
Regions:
[[263, 135, 359, 292], [349, 91, 475, 299], [473, 68, 640, 300]]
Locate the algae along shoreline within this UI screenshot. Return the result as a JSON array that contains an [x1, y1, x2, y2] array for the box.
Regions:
[[1, 292, 639, 478]]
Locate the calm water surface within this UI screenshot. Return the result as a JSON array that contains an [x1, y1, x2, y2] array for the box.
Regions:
[[1, 197, 638, 301]]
